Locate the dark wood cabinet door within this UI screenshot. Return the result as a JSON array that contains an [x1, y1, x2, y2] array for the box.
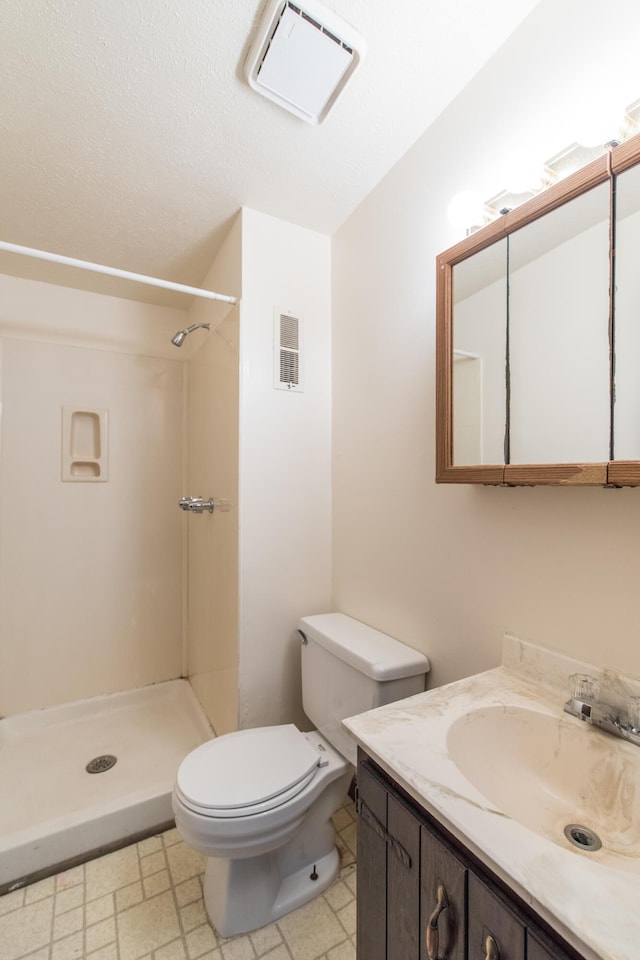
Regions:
[[420, 824, 466, 960], [528, 934, 578, 960], [356, 760, 388, 960], [468, 874, 525, 960], [387, 793, 421, 960]]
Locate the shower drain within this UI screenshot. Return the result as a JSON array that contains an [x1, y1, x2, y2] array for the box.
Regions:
[[563, 823, 602, 852], [86, 754, 117, 774]]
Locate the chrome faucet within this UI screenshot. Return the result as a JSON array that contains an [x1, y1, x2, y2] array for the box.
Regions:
[[563, 674, 640, 747], [178, 496, 215, 514]]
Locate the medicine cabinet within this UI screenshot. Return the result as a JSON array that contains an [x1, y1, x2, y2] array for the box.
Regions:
[[436, 133, 640, 485]]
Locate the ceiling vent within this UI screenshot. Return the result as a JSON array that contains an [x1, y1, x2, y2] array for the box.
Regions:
[[244, 0, 365, 124]]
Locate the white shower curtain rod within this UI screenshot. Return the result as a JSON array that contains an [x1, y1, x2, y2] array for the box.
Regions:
[[0, 240, 238, 304]]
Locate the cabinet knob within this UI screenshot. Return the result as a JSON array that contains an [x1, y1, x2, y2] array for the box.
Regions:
[[484, 934, 499, 960], [426, 883, 450, 959]]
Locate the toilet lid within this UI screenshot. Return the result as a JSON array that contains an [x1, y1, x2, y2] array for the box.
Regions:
[[176, 724, 321, 815]]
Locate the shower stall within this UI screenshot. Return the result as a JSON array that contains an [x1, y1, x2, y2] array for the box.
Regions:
[[0, 231, 241, 892]]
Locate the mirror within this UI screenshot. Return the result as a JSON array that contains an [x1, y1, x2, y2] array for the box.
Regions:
[[508, 182, 610, 465], [435, 144, 631, 486], [452, 239, 507, 465], [612, 162, 640, 461]]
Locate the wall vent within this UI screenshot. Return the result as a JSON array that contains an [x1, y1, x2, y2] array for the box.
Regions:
[[274, 309, 304, 392], [244, 0, 366, 124]]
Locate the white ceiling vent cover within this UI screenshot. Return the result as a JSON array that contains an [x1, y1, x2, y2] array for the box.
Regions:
[[274, 309, 304, 392], [244, 0, 366, 124]]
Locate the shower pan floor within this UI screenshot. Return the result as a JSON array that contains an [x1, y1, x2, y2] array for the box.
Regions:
[[0, 679, 212, 893]]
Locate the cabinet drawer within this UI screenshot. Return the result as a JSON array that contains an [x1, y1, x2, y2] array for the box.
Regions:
[[468, 873, 525, 960]]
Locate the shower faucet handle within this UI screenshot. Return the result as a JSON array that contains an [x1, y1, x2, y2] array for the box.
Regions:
[[178, 496, 214, 514], [178, 496, 231, 514]]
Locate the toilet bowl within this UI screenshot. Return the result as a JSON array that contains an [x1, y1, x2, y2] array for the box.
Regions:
[[172, 612, 430, 937], [172, 726, 351, 937]]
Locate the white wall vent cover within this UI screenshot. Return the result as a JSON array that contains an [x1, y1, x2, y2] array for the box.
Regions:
[[274, 308, 304, 391], [244, 0, 366, 124]]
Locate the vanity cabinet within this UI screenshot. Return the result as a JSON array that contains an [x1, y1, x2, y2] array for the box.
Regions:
[[356, 753, 584, 960]]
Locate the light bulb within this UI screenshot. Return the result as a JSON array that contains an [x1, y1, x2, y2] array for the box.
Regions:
[[447, 191, 485, 232]]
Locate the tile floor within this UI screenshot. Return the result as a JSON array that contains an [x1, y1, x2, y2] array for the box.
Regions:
[[0, 800, 358, 960]]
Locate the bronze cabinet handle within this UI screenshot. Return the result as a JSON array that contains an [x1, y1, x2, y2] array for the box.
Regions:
[[484, 934, 499, 960], [425, 883, 450, 959]]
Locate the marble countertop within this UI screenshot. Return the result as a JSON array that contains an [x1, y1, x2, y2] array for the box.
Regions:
[[343, 636, 640, 960]]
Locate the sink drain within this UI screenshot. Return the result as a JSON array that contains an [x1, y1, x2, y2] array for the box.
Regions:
[[86, 755, 117, 774], [563, 823, 602, 852]]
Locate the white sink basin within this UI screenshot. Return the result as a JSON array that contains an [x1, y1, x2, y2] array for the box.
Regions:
[[446, 704, 640, 870]]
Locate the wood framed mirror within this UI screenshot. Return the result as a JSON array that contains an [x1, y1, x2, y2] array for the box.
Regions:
[[436, 133, 640, 486]]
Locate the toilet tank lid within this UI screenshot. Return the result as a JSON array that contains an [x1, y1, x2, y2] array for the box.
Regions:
[[299, 613, 430, 681]]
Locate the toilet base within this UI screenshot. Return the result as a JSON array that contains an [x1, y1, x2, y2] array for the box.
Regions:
[[203, 845, 340, 939], [201, 766, 352, 938]]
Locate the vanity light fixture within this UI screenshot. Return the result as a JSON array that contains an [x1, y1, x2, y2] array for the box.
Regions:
[[448, 97, 640, 236], [244, 0, 366, 124]]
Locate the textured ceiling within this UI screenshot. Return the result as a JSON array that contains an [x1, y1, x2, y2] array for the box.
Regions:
[[0, 0, 541, 305]]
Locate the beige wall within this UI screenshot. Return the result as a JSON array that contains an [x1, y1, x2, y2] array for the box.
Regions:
[[185, 217, 241, 735], [0, 277, 186, 715], [239, 208, 332, 730], [332, 0, 640, 689]]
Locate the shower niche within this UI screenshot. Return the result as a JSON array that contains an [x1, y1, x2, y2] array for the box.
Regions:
[[61, 406, 109, 481]]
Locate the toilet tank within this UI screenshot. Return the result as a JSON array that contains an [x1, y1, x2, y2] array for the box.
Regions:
[[299, 613, 430, 766]]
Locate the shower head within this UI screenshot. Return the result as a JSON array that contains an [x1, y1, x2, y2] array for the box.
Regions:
[[171, 322, 210, 347]]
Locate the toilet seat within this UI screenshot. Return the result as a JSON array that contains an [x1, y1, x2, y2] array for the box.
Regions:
[[176, 724, 322, 819]]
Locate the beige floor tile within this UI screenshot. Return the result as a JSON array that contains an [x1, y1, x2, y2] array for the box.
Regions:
[[86, 916, 117, 953], [167, 843, 206, 885], [116, 881, 144, 912], [86, 892, 114, 925], [343, 871, 356, 896], [331, 809, 354, 832], [54, 884, 84, 915], [143, 869, 171, 899], [323, 882, 353, 913], [185, 923, 218, 959], [175, 878, 202, 907], [141, 850, 166, 877], [327, 942, 355, 960], [117, 890, 181, 960], [278, 897, 346, 960], [218, 936, 256, 960], [336, 902, 356, 937], [138, 836, 163, 857], [53, 905, 84, 940], [180, 899, 208, 933], [155, 939, 188, 960], [20, 950, 49, 960], [249, 924, 282, 955], [0, 889, 25, 917], [259, 948, 290, 960], [0, 898, 54, 960], [86, 845, 141, 901], [163, 828, 183, 847], [338, 824, 356, 858], [51, 930, 83, 960], [87, 946, 119, 960], [56, 866, 84, 891], [25, 876, 55, 903]]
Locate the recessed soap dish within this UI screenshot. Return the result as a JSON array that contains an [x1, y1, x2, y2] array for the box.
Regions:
[[61, 407, 109, 482]]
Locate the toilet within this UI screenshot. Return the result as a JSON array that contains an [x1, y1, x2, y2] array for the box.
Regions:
[[172, 612, 430, 938]]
